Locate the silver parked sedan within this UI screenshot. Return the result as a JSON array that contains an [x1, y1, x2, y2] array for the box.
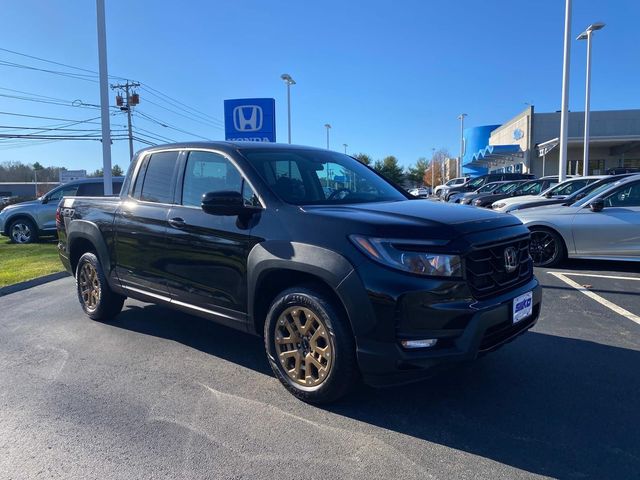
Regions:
[[513, 175, 640, 267]]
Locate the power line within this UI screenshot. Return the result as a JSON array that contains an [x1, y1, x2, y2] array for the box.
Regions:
[[141, 96, 224, 130], [0, 60, 99, 83], [0, 111, 106, 124], [140, 85, 224, 126], [136, 110, 215, 141], [0, 92, 99, 109], [0, 47, 130, 80]]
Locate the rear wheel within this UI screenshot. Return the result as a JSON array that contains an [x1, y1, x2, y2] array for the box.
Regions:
[[264, 287, 359, 404], [529, 228, 566, 267], [76, 252, 125, 321], [9, 218, 37, 244]]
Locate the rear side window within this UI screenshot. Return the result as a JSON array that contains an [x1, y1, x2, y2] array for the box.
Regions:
[[139, 151, 179, 203], [77, 181, 122, 196], [47, 184, 80, 202], [77, 182, 103, 196]]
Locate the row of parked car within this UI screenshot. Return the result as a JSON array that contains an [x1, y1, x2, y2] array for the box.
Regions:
[[437, 171, 640, 267]]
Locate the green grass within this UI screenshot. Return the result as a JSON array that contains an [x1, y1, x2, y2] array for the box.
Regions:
[[0, 238, 65, 288]]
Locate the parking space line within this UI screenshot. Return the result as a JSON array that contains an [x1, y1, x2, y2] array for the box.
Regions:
[[548, 272, 640, 327], [547, 272, 640, 282]]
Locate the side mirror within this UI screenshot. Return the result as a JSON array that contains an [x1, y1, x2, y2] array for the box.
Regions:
[[201, 191, 260, 216], [575, 192, 586, 200], [41, 196, 49, 204], [544, 192, 553, 198], [589, 199, 605, 212]]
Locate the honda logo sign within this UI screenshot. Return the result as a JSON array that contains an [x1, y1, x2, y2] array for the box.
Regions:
[[224, 98, 276, 142], [232, 105, 263, 132]]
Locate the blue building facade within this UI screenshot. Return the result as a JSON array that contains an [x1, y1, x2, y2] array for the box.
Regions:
[[461, 125, 500, 176]]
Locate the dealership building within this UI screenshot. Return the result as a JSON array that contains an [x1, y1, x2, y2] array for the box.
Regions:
[[462, 107, 640, 177]]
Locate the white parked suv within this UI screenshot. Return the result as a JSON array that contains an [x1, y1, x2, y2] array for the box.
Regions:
[[434, 177, 468, 198]]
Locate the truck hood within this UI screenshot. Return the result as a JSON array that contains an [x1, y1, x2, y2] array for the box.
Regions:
[[303, 200, 523, 236]]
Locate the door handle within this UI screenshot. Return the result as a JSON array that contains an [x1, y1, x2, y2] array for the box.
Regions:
[[168, 217, 186, 229]]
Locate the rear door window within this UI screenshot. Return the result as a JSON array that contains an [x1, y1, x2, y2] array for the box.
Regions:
[[139, 151, 179, 203]]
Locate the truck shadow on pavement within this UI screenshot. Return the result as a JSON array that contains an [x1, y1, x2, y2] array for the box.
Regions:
[[333, 332, 640, 480], [111, 304, 639, 479]]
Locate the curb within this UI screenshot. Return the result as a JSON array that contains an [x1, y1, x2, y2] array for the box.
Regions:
[[0, 271, 70, 297]]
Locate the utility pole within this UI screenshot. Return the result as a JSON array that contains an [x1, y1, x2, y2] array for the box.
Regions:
[[431, 147, 436, 190], [96, 0, 112, 195], [343, 143, 348, 154], [111, 81, 140, 161], [558, 0, 572, 182], [457, 113, 467, 177]]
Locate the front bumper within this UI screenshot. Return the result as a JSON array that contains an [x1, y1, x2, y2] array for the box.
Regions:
[[338, 264, 542, 387]]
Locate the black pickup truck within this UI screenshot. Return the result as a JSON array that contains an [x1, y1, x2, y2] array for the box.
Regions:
[[57, 142, 541, 403]]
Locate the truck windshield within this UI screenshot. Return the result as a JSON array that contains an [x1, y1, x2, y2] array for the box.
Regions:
[[240, 149, 408, 205]]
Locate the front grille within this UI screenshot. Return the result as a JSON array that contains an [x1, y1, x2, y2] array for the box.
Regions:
[[465, 236, 533, 300]]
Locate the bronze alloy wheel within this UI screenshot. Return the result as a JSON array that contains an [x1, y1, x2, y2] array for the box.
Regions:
[[275, 306, 333, 387], [78, 262, 101, 311]]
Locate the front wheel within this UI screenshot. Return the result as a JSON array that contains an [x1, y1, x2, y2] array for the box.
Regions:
[[529, 228, 566, 267], [76, 252, 125, 321], [264, 287, 359, 404], [9, 218, 37, 244]]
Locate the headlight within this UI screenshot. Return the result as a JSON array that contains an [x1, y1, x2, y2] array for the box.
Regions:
[[493, 202, 506, 209], [350, 235, 462, 277]]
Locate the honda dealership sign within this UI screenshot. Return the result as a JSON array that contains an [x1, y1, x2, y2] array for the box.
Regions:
[[224, 98, 276, 142]]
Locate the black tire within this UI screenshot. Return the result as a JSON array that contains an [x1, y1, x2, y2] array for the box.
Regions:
[[75, 252, 125, 321], [8, 217, 38, 244], [264, 287, 359, 404], [529, 228, 566, 267]]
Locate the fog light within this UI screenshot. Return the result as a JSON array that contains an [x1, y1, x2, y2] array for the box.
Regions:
[[401, 339, 438, 349]]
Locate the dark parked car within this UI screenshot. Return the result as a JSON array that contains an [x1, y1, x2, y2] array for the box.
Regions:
[[0, 177, 124, 244], [606, 167, 640, 175], [462, 180, 528, 206], [442, 173, 535, 201], [451, 181, 509, 204], [57, 142, 541, 403]]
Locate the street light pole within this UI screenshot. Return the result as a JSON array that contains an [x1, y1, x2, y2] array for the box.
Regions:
[[431, 147, 436, 191], [577, 23, 605, 176], [324, 124, 331, 149], [457, 113, 467, 177], [280, 74, 295, 144], [558, 0, 572, 182], [96, 0, 113, 195], [343, 143, 348, 154]]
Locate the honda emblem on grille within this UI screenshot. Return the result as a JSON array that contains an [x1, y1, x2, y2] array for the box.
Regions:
[[504, 246, 518, 273]]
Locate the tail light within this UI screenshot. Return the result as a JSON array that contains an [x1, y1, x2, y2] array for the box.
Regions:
[[55, 206, 62, 225]]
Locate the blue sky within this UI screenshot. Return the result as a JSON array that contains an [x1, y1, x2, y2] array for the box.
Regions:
[[1, 0, 638, 172]]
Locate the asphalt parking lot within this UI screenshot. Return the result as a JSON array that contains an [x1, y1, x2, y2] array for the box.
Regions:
[[1, 262, 639, 479]]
